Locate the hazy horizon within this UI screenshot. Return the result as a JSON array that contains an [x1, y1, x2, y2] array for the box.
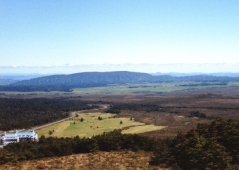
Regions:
[[1, 63, 239, 75]]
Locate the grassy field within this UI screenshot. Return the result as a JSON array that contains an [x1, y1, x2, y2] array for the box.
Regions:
[[72, 82, 239, 95], [122, 124, 166, 134], [36, 112, 166, 138]]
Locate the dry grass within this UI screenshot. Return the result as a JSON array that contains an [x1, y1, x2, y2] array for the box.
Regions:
[[0, 151, 169, 170]]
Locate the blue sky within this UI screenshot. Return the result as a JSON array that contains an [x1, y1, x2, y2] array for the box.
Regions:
[[0, 0, 239, 69]]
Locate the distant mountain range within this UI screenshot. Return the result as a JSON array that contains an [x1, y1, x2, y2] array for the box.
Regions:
[[1, 71, 239, 92], [12, 71, 239, 86], [12, 71, 153, 86]]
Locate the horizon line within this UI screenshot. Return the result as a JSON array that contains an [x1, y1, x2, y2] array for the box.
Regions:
[[1, 63, 239, 68]]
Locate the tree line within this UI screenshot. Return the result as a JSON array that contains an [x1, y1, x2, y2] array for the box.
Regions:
[[0, 98, 98, 130], [105, 103, 164, 113]]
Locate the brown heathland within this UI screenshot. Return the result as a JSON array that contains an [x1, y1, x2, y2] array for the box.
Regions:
[[0, 151, 168, 170]]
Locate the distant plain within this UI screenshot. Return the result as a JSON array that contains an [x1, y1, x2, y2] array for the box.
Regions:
[[71, 81, 239, 94]]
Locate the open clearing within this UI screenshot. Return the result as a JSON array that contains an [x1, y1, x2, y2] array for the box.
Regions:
[[36, 112, 166, 138]]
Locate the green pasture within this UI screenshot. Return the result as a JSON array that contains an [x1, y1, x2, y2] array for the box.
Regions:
[[122, 124, 167, 134], [36, 112, 166, 138], [72, 82, 239, 95]]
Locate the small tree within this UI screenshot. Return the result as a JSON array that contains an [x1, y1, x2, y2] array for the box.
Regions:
[[49, 130, 53, 135], [120, 121, 123, 124], [80, 117, 84, 122], [98, 116, 103, 120]]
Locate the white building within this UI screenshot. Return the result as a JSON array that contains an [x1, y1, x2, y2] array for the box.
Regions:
[[0, 130, 38, 146]]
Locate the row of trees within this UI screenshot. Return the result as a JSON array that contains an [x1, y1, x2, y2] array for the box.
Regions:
[[0, 85, 73, 92]]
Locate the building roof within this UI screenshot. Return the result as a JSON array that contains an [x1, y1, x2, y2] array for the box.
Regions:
[[1, 130, 38, 140]]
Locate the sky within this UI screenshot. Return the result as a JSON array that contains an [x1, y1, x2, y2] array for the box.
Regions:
[[0, 0, 239, 73]]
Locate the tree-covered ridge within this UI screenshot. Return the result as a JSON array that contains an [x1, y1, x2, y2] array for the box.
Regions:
[[0, 98, 97, 131], [11, 71, 239, 87], [151, 118, 239, 169], [12, 71, 153, 86]]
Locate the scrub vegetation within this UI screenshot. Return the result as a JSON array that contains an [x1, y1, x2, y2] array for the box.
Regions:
[[0, 151, 163, 170]]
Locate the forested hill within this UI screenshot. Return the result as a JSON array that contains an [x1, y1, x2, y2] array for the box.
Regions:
[[0, 71, 239, 92], [11, 71, 153, 86], [11, 71, 239, 87]]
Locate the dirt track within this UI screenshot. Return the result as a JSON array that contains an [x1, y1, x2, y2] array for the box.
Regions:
[[28, 111, 77, 131]]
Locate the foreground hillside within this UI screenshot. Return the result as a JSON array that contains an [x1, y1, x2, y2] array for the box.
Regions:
[[0, 151, 167, 170], [2, 119, 239, 169]]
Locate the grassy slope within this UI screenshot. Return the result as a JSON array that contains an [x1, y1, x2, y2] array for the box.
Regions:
[[36, 112, 166, 138]]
